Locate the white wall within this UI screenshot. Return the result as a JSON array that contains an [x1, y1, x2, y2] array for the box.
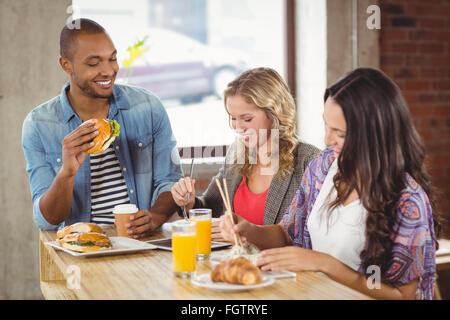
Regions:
[[0, 0, 71, 299], [295, 0, 379, 150], [296, 0, 327, 150]]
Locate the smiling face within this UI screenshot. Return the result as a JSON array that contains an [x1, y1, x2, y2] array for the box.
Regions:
[[323, 96, 347, 156], [61, 32, 119, 99], [226, 94, 273, 149]]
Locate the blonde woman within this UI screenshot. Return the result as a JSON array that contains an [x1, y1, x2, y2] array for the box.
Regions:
[[171, 67, 319, 239]]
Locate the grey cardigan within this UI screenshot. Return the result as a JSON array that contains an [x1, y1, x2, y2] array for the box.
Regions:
[[192, 141, 320, 225]]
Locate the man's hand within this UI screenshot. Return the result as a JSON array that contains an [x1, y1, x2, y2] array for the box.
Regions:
[[39, 120, 99, 225], [60, 119, 99, 178], [125, 210, 156, 239], [124, 192, 179, 239]]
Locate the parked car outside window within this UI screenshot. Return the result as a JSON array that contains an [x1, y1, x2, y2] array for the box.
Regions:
[[115, 28, 249, 104]]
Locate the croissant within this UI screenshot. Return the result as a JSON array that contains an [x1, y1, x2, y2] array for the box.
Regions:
[[211, 256, 262, 285]]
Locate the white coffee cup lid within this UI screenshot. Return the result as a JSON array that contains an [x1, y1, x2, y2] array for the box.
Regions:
[[113, 204, 139, 214]]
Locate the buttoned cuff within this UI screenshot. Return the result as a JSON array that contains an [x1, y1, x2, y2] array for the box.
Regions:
[[33, 195, 62, 230]]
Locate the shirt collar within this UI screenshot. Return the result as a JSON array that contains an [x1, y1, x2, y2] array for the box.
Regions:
[[59, 82, 130, 123], [60, 82, 76, 123], [110, 84, 130, 116]]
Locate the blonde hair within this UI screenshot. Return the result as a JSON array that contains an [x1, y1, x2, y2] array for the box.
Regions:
[[224, 67, 298, 177]]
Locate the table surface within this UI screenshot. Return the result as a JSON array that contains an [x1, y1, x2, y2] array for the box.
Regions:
[[39, 224, 374, 300], [436, 239, 450, 272]]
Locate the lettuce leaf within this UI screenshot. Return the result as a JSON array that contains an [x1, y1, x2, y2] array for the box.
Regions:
[[108, 119, 120, 137]]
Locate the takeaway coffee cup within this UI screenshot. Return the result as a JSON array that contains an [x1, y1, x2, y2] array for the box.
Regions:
[[113, 204, 139, 237]]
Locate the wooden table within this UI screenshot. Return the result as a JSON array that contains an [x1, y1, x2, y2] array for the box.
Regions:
[[437, 239, 450, 272], [39, 225, 372, 300]]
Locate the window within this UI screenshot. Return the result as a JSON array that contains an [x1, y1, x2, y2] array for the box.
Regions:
[[73, 0, 288, 158]]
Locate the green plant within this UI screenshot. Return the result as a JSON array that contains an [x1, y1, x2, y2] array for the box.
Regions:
[[121, 35, 150, 83]]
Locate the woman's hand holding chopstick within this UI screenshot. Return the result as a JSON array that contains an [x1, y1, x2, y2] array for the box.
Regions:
[[215, 178, 244, 247], [218, 211, 249, 244]]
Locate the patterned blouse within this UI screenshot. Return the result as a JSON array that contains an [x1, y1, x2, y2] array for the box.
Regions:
[[281, 148, 437, 299]]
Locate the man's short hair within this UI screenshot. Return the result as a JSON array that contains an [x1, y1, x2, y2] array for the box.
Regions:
[[60, 18, 106, 60]]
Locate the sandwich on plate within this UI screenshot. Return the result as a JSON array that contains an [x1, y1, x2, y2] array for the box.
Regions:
[[56, 222, 112, 253]]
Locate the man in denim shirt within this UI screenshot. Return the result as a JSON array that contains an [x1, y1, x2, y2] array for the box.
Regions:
[[21, 19, 183, 238]]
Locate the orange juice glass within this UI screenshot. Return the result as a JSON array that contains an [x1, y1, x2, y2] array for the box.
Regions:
[[189, 209, 212, 260], [172, 220, 197, 277]]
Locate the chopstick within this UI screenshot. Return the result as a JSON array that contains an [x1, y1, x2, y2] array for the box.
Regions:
[[185, 158, 195, 204], [181, 159, 195, 222], [188, 158, 195, 178], [222, 178, 232, 212], [215, 178, 243, 248]]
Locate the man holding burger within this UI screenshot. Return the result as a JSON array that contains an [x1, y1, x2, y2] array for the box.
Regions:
[[21, 18, 183, 238]]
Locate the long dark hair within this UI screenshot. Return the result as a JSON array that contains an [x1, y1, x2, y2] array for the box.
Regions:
[[324, 68, 441, 274]]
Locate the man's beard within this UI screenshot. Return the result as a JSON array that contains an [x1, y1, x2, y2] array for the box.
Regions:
[[73, 73, 113, 99]]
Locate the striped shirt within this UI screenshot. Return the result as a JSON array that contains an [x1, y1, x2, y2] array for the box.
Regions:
[[90, 147, 130, 224]]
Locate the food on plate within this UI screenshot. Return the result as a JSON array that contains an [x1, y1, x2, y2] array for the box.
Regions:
[[57, 232, 113, 253], [84, 118, 120, 154], [211, 256, 262, 285], [227, 242, 261, 265], [56, 222, 105, 240], [56, 222, 112, 253]]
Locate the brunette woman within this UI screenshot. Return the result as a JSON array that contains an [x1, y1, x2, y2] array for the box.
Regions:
[[220, 68, 440, 299]]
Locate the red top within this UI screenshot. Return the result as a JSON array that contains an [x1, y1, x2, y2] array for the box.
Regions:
[[233, 177, 268, 226]]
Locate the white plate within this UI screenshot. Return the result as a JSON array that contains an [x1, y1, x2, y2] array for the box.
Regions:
[[436, 248, 450, 256], [191, 273, 274, 292], [45, 237, 157, 257]]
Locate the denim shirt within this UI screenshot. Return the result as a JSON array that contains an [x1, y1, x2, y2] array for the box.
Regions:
[[22, 82, 183, 230]]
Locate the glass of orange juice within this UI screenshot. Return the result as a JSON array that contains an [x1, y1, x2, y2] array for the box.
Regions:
[[172, 220, 197, 277], [189, 208, 212, 260]]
